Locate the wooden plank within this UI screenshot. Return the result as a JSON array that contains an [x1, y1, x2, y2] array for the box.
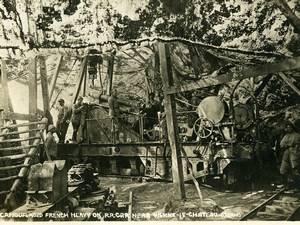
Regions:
[[0, 136, 38, 144], [0, 128, 42, 137], [0, 145, 38, 152], [0, 190, 11, 196], [1, 120, 46, 129], [256, 212, 286, 217], [49, 55, 63, 101], [3, 112, 39, 121], [39, 56, 50, 112], [166, 56, 300, 94], [0, 175, 19, 182], [0, 164, 29, 171], [72, 56, 87, 104], [278, 72, 300, 96], [0, 153, 29, 161], [158, 42, 186, 200]]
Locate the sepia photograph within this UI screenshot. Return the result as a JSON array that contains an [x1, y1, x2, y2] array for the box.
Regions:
[[0, 0, 300, 222]]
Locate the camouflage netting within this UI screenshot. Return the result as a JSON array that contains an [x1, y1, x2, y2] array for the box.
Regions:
[[0, 0, 299, 134]]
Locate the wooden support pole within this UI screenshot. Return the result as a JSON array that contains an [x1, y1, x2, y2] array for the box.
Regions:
[[28, 57, 38, 140], [254, 74, 273, 97], [0, 60, 10, 128], [83, 65, 87, 97], [106, 53, 115, 96], [29, 57, 38, 116], [72, 57, 87, 104], [278, 72, 300, 96], [39, 56, 50, 112], [158, 42, 186, 200], [49, 55, 63, 101], [166, 56, 300, 94], [128, 191, 133, 221]]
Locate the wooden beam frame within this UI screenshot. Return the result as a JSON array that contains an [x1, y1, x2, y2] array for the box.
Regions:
[[28, 57, 38, 116], [166, 56, 300, 94], [72, 56, 87, 104], [158, 42, 186, 200], [106, 53, 115, 96], [3, 112, 39, 121], [49, 55, 63, 101], [39, 56, 50, 112], [0, 60, 9, 113], [278, 72, 300, 96], [0, 60, 10, 127]]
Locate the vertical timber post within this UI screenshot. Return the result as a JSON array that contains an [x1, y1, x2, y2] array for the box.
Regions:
[[106, 52, 115, 96], [39, 56, 50, 113], [29, 57, 38, 136], [0, 60, 10, 127], [83, 65, 87, 97], [158, 42, 186, 200]]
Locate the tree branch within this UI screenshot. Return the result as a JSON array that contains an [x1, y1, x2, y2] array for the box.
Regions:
[[274, 0, 300, 33]]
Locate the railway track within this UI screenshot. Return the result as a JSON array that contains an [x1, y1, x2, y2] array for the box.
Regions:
[[240, 188, 300, 221]]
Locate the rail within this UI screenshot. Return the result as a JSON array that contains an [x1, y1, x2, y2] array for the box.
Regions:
[[240, 188, 300, 221]]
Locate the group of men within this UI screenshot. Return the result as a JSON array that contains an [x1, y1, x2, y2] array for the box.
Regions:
[[43, 92, 300, 191], [44, 96, 85, 161]]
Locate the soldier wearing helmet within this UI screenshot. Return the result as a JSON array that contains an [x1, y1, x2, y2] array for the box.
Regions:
[[45, 125, 58, 161]]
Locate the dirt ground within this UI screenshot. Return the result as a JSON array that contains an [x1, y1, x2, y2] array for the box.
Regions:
[[100, 176, 277, 221]]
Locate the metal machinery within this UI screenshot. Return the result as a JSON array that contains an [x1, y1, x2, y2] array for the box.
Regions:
[[58, 85, 259, 189]]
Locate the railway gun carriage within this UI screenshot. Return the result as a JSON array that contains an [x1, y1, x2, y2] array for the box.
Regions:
[[58, 88, 260, 189]]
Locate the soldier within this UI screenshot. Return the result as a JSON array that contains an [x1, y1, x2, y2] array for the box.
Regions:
[[45, 125, 58, 161], [143, 92, 161, 130], [108, 89, 121, 143], [71, 96, 84, 143], [56, 98, 69, 143], [278, 122, 300, 189]]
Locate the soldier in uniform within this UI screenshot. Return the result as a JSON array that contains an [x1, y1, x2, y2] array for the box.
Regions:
[[108, 89, 121, 143], [56, 98, 69, 143], [278, 122, 300, 189], [45, 125, 58, 161], [71, 96, 84, 143]]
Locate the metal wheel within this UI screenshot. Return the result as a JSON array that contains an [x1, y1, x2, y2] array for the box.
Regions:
[[193, 117, 214, 138]]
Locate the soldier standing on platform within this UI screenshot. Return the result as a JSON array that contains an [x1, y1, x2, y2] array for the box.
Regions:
[[108, 89, 121, 143], [71, 96, 84, 143], [56, 98, 69, 143]]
